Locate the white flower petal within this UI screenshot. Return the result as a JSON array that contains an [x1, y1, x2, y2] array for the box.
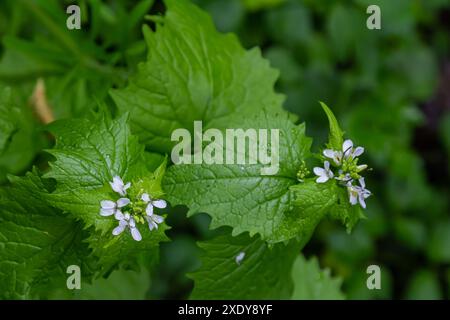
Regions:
[[152, 214, 164, 224], [353, 146, 364, 157], [119, 219, 127, 227], [112, 224, 126, 236], [316, 175, 329, 183], [113, 176, 123, 184], [313, 167, 325, 176], [100, 208, 115, 216], [123, 182, 131, 191], [100, 200, 116, 209], [358, 195, 367, 209], [141, 193, 150, 203], [114, 210, 124, 220], [343, 139, 353, 153], [152, 199, 167, 209], [116, 198, 130, 208], [363, 189, 371, 199], [129, 217, 136, 228], [348, 189, 358, 205], [359, 178, 365, 188], [332, 151, 343, 165], [146, 203, 154, 216], [324, 161, 330, 171], [147, 219, 157, 231], [131, 227, 142, 241], [323, 149, 335, 158], [110, 176, 123, 193]]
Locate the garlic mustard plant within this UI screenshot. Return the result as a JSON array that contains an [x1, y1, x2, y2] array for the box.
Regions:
[[100, 176, 167, 241], [313, 103, 372, 210]]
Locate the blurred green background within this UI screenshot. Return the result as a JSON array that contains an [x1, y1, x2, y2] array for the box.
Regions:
[[0, 0, 449, 299]]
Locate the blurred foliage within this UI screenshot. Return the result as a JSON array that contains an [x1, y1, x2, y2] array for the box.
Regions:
[[0, 0, 153, 118], [291, 255, 345, 299], [49, 266, 152, 300], [0, 85, 46, 182], [0, 0, 449, 299]]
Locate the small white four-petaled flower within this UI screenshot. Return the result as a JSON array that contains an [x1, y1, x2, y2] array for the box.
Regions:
[[100, 176, 167, 242], [323, 149, 343, 166], [323, 139, 364, 165], [316, 139, 371, 209], [342, 139, 364, 159], [100, 198, 130, 217], [142, 193, 166, 230], [313, 161, 334, 183], [110, 176, 131, 196], [112, 212, 142, 241], [347, 178, 371, 209]]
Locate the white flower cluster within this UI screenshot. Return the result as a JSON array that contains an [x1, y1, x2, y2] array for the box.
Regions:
[[99, 176, 166, 241], [313, 139, 371, 209]]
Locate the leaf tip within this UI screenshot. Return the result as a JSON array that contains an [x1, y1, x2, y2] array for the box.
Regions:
[[319, 101, 344, 150]]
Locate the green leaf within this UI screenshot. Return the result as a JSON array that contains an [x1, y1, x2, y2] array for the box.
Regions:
[[111, 0, 283, 154], [291, 255, 344, 300], [290, 179, 364, 236], [0, 172, 93, 299], [0, 85, 44, 183], [143, 152, 167, 172], [49, 267, 151, 300], [163, 111, 312, 243], [189, 229, 299, 299], [43, 114, 169, 273], [127, 0, 155, 32], [86, 228, 165, 276], [164, 109, 362, 243], [43, 114, 147, 231], [320, 101, 344, 150]]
